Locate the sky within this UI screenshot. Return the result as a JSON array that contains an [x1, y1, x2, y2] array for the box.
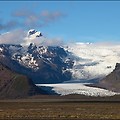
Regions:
[[0, 1, 120, 44]]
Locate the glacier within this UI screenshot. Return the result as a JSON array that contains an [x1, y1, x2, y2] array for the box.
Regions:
[[36, 83, 120, 97], [64, 42, 120, 82]]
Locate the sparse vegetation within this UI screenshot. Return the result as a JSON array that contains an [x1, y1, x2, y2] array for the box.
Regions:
[[0, 99, 120, 119]]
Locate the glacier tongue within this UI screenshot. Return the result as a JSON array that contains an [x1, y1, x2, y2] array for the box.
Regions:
[[36, 83, 119, 97]]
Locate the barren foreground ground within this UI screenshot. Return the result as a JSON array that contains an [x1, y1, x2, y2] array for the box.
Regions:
[[0, 95, 120, 120]]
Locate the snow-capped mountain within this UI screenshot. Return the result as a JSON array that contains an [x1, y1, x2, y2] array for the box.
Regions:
[[1, 29, 120, 84], [0, 43, 73, 84], [0, 29, 74, 83], [21, 29, 43, 46], [27, 29, 42, 38]]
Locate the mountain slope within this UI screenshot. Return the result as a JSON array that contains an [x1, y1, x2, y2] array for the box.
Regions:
[[0, 44, 73, 83], [98, 63, 120, 92], [0, 63, 42, 99]]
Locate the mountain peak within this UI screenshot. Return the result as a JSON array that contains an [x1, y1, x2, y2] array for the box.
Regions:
[[21, 29, 43, 46], [27, 29, 42, 38]]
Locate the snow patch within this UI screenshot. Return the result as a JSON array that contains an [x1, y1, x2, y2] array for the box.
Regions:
[[38, 46, 47, 54], [20, 53, 39, 69], [0, 48, 3, 52]]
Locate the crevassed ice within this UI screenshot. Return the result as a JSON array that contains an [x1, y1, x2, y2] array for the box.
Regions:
[[65, 43, 120, 80], [36, 83, 120, 97]]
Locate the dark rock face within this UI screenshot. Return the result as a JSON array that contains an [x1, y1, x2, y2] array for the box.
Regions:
[[0, 44, 73, 84], [0, 63, 42, 99], [115, 63, 120, 70], [99, 63, 120, 92]]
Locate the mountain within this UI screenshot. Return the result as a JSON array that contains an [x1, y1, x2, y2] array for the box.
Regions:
[[0, 63, 42, 99], [0, 30, 74, 84], [21, 29, 43, 46], [0, 34, 120, 84], [27, 29, 42, 38], [0, 44, 73, 84], [98, 63, 120, 92], [1, 29, 120, 85]]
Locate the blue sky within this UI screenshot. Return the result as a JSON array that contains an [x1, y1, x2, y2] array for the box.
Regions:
[[0, 1, 120, 43]]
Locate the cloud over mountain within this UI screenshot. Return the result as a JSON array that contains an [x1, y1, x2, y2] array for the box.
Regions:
[[0, 29, 25, 44], [0, 29, 63, 46]]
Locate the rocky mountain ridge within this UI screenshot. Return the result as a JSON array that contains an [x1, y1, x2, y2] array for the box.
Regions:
[[0, 43, 73, 83], [98, 63, 120, 92]]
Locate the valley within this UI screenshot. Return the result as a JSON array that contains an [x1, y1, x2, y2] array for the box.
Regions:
[[0, 29, 120, 120]]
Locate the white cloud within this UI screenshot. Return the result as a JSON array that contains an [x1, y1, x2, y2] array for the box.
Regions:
[[0, 29, 26, 44], [41, 37, 64, 46], [0, 29, 64, 46]]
